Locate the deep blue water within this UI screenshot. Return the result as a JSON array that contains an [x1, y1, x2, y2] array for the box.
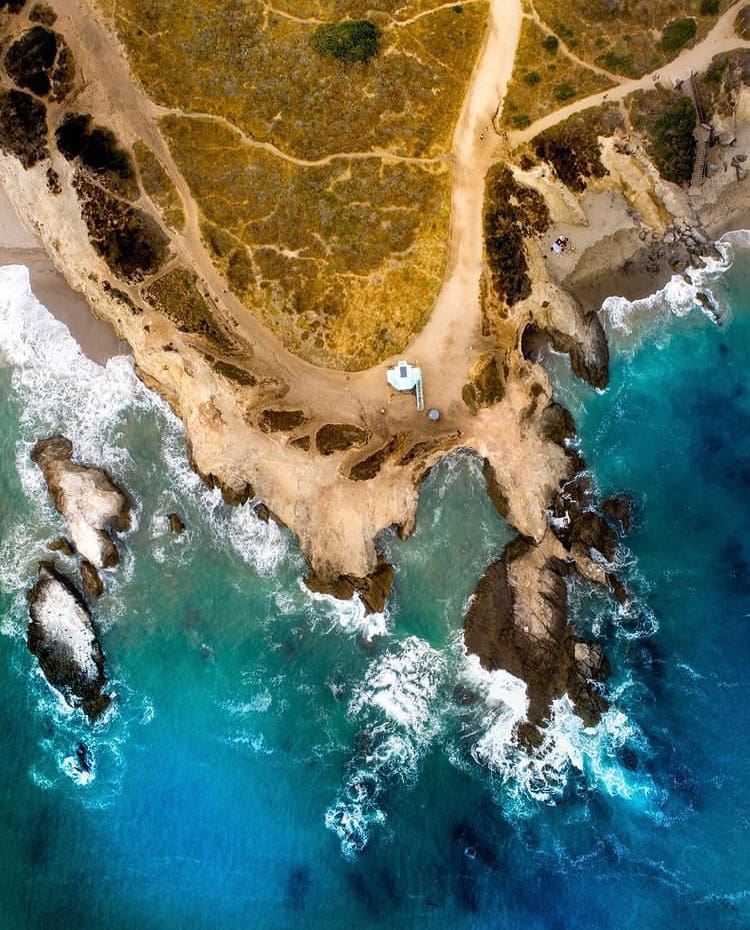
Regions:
[[0, 238, 749, 929]]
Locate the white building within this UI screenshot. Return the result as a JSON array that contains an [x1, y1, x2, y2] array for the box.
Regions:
[[386, 360, 424, 411]]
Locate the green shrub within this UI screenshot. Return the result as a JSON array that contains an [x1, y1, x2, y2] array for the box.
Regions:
[[629, 90, 696, 184], [542, 34, 559, 53], [512, 113, 531, 128], [311, 20, 380, 64], [4, 25, 57, 97], [658, 18, 697, 54], [554, 82, 576, 101], [700, 0, 719, 15], [56, 113, 137, 198], [523, 71, 541, 85]]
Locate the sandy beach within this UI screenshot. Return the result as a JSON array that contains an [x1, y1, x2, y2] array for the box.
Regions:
[[0, 187, 129, 365]]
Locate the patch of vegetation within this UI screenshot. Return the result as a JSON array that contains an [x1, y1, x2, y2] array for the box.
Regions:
[[554, 82, 576, 101], [533, 0, 728, 78], [349, 437, 401, 480], [698, 49, 750, 118], [205, 356, 257, 385], [316, 423, 369, 456], [657, 17, 697, 53], [462, 353, 505, 415], [56, 114, 138, 199], [4, 25, 56, 96], [533, 102, 623, 191], [133, 140, 184, 230], [501, 18, 613, 128], [29, 3, 56, 24], [483, 165, 550, 306], [164, 115, 451, 368], [736, 5, 750, 40], [74, 173, 168, 281], [311, 20, 380, 63], [0, 0, 26, 12], [144, 267, 229, 337], [628, 88, 696, 184], [260, 409, 307, 432], [96, 0, 488, 368], [0, 89, 47, 167]]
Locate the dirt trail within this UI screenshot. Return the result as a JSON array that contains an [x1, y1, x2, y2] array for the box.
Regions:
[[512, 0, 750, 146]]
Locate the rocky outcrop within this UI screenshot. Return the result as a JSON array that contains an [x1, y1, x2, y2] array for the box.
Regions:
[[305, 559, 394, 616], [79, 559, 103, 601], [27, 562, 110, 720], [521, 315, 609, 390], [464, 538, 609, 739], [31, 435, 131, 568], [167, 512, 185, 534]]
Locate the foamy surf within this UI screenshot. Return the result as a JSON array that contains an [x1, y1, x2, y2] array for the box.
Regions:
[[453, 648, 656, 818], [326, 636, 446, 857], [601, 233, 747, 339]]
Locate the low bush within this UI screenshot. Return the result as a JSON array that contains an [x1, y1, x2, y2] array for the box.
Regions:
[[311, 21, 380, 64], [657, 18, 697, 54]]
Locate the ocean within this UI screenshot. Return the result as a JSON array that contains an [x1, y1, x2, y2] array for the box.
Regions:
[[0, 236, 749, 929]]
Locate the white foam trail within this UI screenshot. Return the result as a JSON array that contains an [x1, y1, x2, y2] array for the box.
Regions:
[[304, 584, 390, 641], [326, 636, 445, 857]]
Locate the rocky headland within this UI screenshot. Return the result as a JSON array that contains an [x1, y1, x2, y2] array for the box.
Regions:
[[2, 0, 750, 742]]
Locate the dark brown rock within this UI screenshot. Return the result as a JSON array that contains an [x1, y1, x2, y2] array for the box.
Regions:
[[602, 494, 634, 535], [464, 539, 609, 735], [539, 401, 576, 446], [254, 502, 270, 522], [305, 559, 394, 615], [521, 315, 609, 389], [482, 459, 510, 518], [27, 562, 110, 720], [167, 512, 185, 534], [315, 423, 370, 456], [47, 536, 74, 556], [80, 559, 104, 600]]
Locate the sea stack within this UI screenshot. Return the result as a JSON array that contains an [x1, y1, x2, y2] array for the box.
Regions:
[[27, 562, 110, 720], [31, 435, 131, 569]]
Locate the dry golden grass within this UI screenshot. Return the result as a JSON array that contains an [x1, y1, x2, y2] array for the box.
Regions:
[[94, 0, 485, 368], [501, 18, 614, 129], [531, 0, 732, 79]]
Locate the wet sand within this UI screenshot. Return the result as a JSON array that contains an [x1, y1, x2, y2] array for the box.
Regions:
[[0, 187, 129, 365]]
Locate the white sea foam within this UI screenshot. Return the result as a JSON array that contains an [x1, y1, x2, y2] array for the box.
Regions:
[[456, 649, 656, 817], [326, 636, 445, 857], [601, 234, 742, 338], [304, 584, 390, 641], [0, 263, 294, 588]]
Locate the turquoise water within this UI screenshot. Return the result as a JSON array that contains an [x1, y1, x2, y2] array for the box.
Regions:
[[0, 241, 749, 928]]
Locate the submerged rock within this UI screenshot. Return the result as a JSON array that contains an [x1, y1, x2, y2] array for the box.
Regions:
[[167, 512, 185, 534], [47, 536, 74, 556], [27, 562, 110, 720], [31, 435, 131, 569], [79, 559, 104, 600]]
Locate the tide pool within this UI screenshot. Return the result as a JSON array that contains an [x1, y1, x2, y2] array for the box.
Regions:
[[0, 242, 748, 929]]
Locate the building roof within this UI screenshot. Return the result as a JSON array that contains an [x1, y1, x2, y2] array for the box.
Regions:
[[386, 360, 422, 391]]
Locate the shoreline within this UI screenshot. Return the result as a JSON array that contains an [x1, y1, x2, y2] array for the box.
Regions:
[[0, 188, 129, 366]]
